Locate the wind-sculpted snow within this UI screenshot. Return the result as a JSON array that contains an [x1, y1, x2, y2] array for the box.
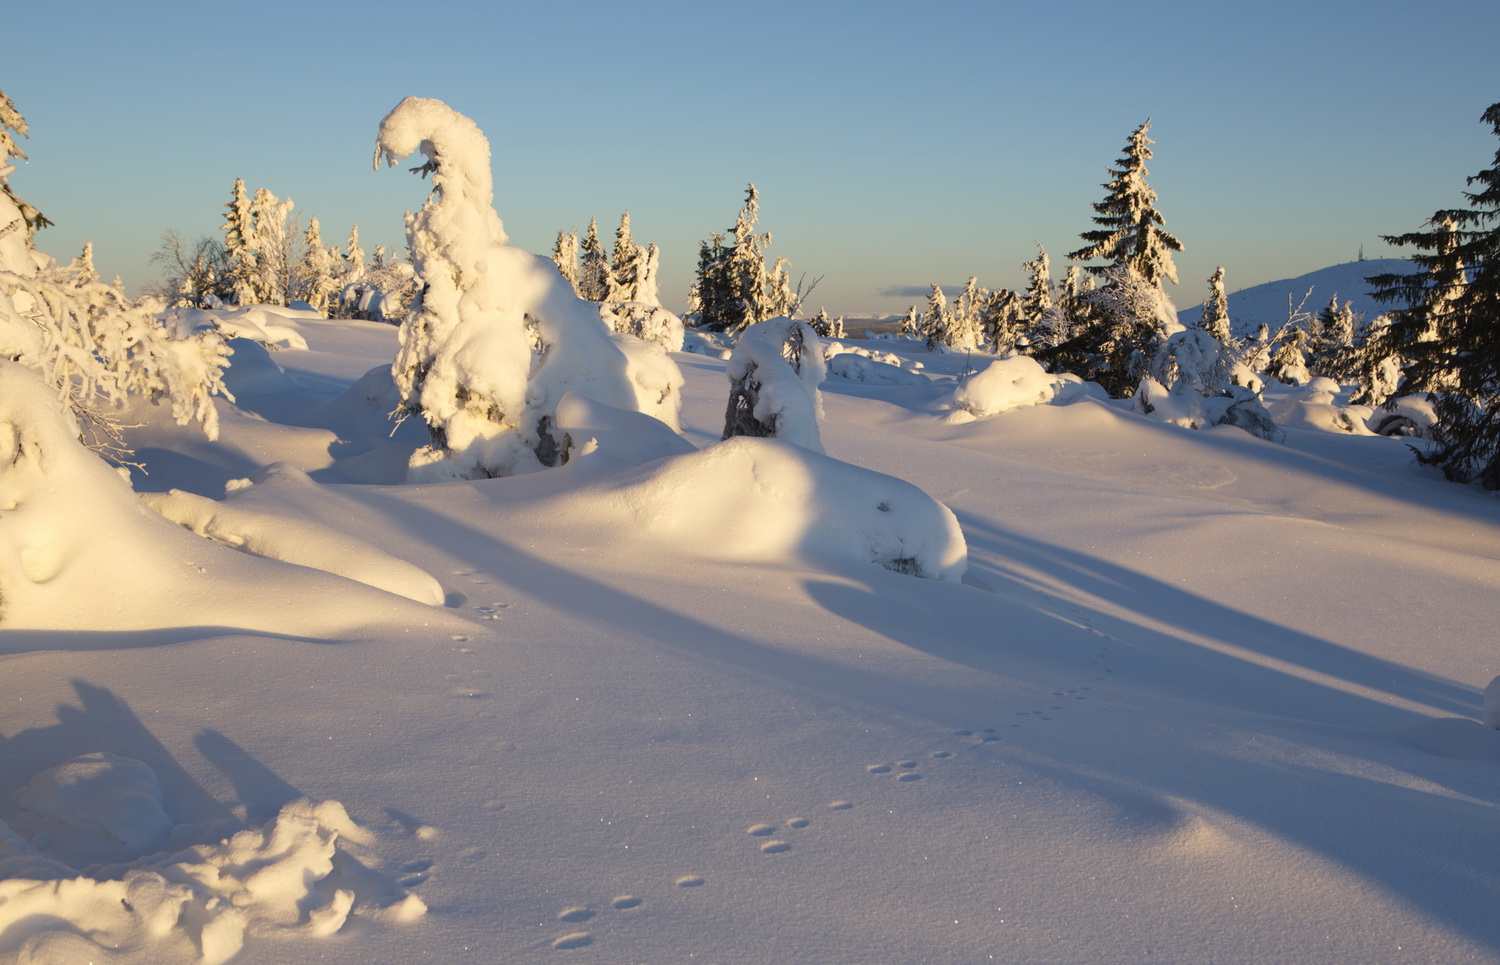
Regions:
[[950, 354, 1059, 418], [141, 464, 445, 606], [0, 754, 422, 963], [0, 360, 454, 631], [723, 318, 826, 452]]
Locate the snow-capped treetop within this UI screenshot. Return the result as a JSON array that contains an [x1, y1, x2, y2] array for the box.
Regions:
[[1068, 119, 1182, 287], [375, 97, 503, 237], [1198, 266, 1231, 342]]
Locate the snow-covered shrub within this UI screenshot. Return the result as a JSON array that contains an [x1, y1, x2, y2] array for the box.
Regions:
[[599, 300, 685, 351], [722, 317, 825, 452], [1265, 378, 1372, 435], [1366, 394, 1437, 437], [0, 206, 231, 446], [953, 355, 1057, 417], [373, 96, 683, 480], [827, 353, 930, 385]]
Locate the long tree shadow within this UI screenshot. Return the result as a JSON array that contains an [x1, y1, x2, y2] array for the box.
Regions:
[[805, 529, 1500, 954]]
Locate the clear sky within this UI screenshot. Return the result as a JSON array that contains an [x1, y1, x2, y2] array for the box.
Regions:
[[8, 0, 1499, 317]]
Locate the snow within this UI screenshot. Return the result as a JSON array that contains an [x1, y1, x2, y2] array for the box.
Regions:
[[2, 294, 1500, 965]]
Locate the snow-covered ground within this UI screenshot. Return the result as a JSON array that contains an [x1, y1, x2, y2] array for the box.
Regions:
[[2, 310, 1499, 964]]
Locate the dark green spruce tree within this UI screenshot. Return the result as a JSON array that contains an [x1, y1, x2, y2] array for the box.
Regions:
[[1367, 102, 1500, 487]]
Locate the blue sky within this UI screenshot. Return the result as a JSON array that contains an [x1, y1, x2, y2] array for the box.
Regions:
[[8, 0, 1499, 316]]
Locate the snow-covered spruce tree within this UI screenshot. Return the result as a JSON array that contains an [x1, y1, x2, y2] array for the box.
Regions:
[[722, 317, 826, 453], [1020, 243, 1053, 326], [1265, 325, 1311, 385], [551, 228, 580, 296], [1309, 295, 1358, 382], [690, 185, 789, 333], [297, 217, 342, 313], [1068, 119, 1183, 287], [981, 288, 1025, 355], [248, 187, 298, 305], [1044, 119, 1184, 396], [1198, 266, 1232, 343], [577, 218, 610, 302], [221, 178, 258, 306], [1038, 265, 1178, 397], [0, 90, 51, 240], [922, 284, 951, 351], [610, 212, 640, 302], [636, 242, 662, 308], [947, 277, 984, 352], [1, 97, 230, 449], [374, 96, 683, 480], [344, 224, 366, 281], [897, 305, 921, 339], [1366, 103, 1500, 486]]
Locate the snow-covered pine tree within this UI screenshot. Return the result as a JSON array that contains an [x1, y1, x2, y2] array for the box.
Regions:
[[722, 317, 825, 452], [1266, 326, 1311, 385], [1020, 243, 1053, 326], [947, 277, 984, 352], [610, 212, 640, 302], [552, 228, 580, 295], [248, 187, 297, 305], [922, 284, 951, 351], [1, 95, 230, 448], [1039, 266, 1177, 397], [344, 225, 365, 281], [577, 218, 610, 302], [981, 289, 1025, 355], [298, 217, 341, 313], [1068, 119, 1183, 287], [1367, 102, 1500, 486], [221, 178, 258, 306], [0, 90, 51, 243], [809, 307, 836, 337], [898, 305, 921, 339], [690, 185, 789, 333], [375, 96, 682, 480], [636, 242, 662, 308], [1198, 266, 1232, 343]]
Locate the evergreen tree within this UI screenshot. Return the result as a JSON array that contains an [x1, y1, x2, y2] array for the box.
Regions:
[[1198, 266, 1232, 343], [552, 228, 579, 295], [221, 178, 258, 305], [344, 225, 365, 280], [1020, 243, 1053, 326], [690, 185, 789, 333], [298, 217, 341, 313], [1367, 102, 1500, 485], [577, 218, 610, 301], [980, 288, 1026, 355], [922, 284, 951, 351], [248, 187, 297, 305], [0, 89, 52, 242], [1266, 326, 1311, 385], [637, 242, 662, 308], [1068, 119, 1183, 287], [1036, 266, 1173, 396], [898, 305, 921, 339], [610, 212, 640, 302]]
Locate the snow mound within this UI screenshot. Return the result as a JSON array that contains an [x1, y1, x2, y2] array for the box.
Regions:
[[554, 391, 695, 466], [826, 353, 930, 385], [169, 305, 314, 351], [951, 355, 1058, 418], [142, 464, 445, 606], [18, 753, 170, 864], [597, 436, 966, 581], [0, 756, 422, 964], [0, 360, 450, 633]]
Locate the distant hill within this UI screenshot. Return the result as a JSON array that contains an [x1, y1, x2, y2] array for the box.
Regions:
[[1175, 259, 1412, 337]]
